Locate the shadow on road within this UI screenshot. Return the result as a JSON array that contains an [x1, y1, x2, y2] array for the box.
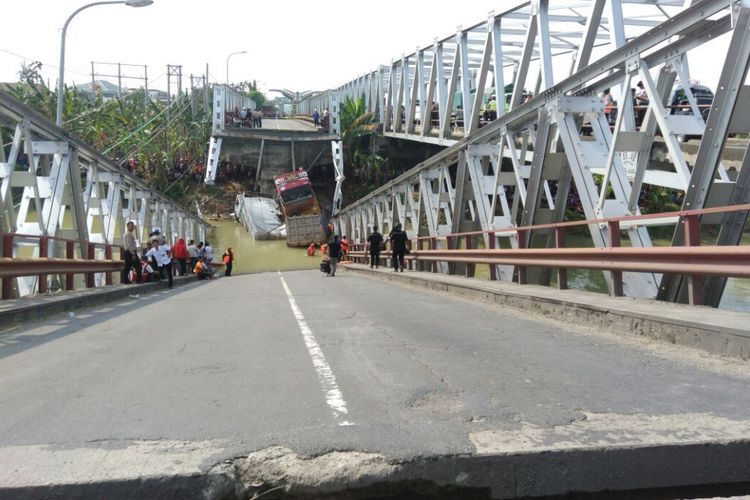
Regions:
[[0, 281, 205, 361]]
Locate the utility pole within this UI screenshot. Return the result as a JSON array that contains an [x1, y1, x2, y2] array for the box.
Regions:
[[166, 64, 183, 165], [189, 74, 207, 118], [204, 63, 210, 121], [90, 61, 148, 105]]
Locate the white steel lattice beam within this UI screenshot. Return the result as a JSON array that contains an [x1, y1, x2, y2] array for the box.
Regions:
[[0, 89, 208, 299], [327, 0, 746, 307]]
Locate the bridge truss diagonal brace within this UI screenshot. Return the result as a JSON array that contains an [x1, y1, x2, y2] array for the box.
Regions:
[[659, 2, 750, 304], [331, 140, 345, 217], [418, 164, 455, 272], [551, 96, 658, 299], [204, 136, 222, 185], [462, 145, 517, 281]]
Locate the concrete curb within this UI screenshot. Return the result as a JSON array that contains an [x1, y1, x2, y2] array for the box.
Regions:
[[0, 276, 199, 333], [343, 264, 750, 360], [3, 439, 750, 499]]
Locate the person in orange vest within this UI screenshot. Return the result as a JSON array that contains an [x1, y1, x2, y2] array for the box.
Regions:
[[222, 247, 234, 276], [321, 242, 328, 255], [340, 235, 350, 257], [307, 242, 316, 256]]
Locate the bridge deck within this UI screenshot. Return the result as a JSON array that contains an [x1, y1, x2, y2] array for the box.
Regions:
[[217, 118, 337, 142], [2, 270, 750, 497]]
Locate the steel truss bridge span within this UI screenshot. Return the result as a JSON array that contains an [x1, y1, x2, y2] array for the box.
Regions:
[[328, 0, 750, 308], [299, 0, 689, 146], [0, 90, 209, 299]]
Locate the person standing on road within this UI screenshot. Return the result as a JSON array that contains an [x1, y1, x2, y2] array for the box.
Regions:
[[340, 235, 350, 259], [122, 221, 142, 284], [187, 239, 198, 271], [172, 237, 188, 276], [312, 109, 320, 127], [146, 238, 173, 288], [222, 247, 234, 276], [327, 235, 342, 277], [203, 241, 214, 275], [367, 226, 384, 269], [389, 223, 408, 272]]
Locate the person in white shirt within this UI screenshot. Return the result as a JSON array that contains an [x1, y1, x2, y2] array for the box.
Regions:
[[146, 239, 173, 288], [203, 241, 214, 275], [187, 240, 198, 271]]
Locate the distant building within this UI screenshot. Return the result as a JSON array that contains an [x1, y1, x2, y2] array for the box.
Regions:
[[73, 80, 170, 104], [74, 80, 120, 99]]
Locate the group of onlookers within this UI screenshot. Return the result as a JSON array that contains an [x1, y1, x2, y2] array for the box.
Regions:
[[311, 108, 330, 129], [230, 107, 263, 128], [121, 221, 230, 286], [313, 225, 410, 276]]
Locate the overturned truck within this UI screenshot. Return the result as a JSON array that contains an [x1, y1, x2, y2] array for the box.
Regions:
[[273, 169, 326, 247]]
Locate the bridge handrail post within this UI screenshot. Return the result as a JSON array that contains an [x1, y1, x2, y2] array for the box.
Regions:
[[405, 239, 412, 270], [465, 235, 476, 278], [65, 241, 75, 290], [85, 242, 96, 289], [105, 245, 113, 286], [488, 231, 498, 281], [608, 221, 624, 297], [555, 228, 567, 290], [2, 234, 13, 299], [430, 237, 438, 273], [684, 214, 704, 305], [516, 230, 527, 285], [38, 236, 49, 294], [446, 236, 455, 275]]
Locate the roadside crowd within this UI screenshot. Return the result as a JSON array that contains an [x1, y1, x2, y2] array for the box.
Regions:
[[309, 223, 410, 277], [121, 221, 235, 287]]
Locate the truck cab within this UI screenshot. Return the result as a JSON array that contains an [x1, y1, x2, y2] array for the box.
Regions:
[[274, 169, 319, 217]]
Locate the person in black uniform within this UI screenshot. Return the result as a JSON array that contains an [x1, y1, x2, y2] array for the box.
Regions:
[[327, 235, 342, 277], [389, 223, 408, 272], [366, 227, 384, 269]]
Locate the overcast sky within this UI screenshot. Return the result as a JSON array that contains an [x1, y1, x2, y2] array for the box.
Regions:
[[0, 0, 732, 97]]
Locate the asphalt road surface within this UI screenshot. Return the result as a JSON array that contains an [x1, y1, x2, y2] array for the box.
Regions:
[[2, 269, 750, 496], [261, 118, 318, 131]]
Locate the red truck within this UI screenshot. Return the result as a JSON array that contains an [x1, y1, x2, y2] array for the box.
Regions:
[[274, 169, 320, 217], [273, 169, 325, 246]]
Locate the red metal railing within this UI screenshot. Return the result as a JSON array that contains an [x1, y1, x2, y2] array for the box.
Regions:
[[0, 232, 123, 300], [347, 204, 750, 305]]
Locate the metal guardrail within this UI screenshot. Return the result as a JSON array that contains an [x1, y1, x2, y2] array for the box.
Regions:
[[1, 232, 123, 299], [0, 89, 208, 299], [348, 204, 750, 306]]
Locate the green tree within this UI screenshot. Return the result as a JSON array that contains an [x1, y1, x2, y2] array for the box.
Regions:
[[339, 95, 378, 203], [8, 63, 211, 203], [229, 81, 267, 107]]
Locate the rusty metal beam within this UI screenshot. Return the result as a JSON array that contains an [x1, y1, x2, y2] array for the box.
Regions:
[[407, 246, 750, 278], [0, 258, 122, 278]]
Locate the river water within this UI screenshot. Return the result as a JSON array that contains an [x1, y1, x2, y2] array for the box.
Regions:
[[210, 219, 318, 274], [210, 219, 749, 313]]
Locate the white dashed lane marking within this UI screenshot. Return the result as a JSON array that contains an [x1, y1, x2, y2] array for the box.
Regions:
[[278, 272, 352, 426]]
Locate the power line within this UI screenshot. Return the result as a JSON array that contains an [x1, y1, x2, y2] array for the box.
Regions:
[[102, 97, 184, 154], [63, 94, 126, 124], [116, 98, 193, 161], [0, 47, 90, 77]]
